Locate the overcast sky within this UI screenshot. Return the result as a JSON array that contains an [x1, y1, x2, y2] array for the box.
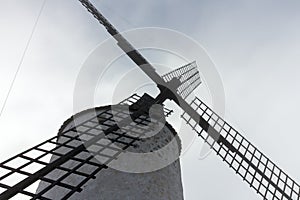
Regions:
[[1, 0, 300, 199]]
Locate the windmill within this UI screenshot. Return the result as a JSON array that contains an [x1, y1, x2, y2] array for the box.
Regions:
[[0, 0, 299, 199]]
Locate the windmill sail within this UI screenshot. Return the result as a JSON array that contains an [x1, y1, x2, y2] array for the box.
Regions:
[[79, 0, 166, 88], [162, 61, 201, 99], [78, 1, 300, 199], [0, 94, 174, 200], [181, 96, 300, 200]]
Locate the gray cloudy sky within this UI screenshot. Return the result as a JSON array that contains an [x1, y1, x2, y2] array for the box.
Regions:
[[1, 0, 300, 199]]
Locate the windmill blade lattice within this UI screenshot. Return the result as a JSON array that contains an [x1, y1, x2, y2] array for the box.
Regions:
[[162, 61, 201, 99], [0, 94, 173, 200], [182, 96, 300, 200]]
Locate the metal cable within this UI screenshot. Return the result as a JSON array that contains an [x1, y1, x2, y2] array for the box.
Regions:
[[0, 0, 47, 118]]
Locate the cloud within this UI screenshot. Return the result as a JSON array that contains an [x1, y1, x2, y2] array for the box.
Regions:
[[1, 0, 300, 199]]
